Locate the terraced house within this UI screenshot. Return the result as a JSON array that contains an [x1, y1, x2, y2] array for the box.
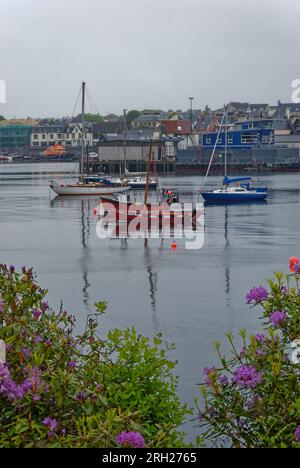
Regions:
[[30, 123, 94, 147]]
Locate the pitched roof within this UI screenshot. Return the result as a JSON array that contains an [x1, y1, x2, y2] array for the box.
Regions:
[[133, 114, 165, 123], [274, 103, 300, 119], [92, 120, 124, 134], [250, 104, 269, 110], [228, 102, 250, 111]]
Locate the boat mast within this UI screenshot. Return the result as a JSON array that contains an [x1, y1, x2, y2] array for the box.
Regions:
[[144, 140, 153, 205], [201, 111, 225, 189], [224, 104, 228, 179], [123, 109, 128, 177], [80, 81, 86, 183]]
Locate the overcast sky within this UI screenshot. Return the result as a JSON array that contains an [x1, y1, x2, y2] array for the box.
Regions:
[[1, 0, 300, 118]]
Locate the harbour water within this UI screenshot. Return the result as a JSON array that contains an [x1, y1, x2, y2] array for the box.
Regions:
[[1, 163, 300, 440]]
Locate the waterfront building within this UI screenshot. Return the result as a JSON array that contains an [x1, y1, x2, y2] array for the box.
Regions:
[[30, 123, 94, 148], [201, 119, 275, 150], [0, 125, 32, 148], [275, 134, 300, 151], [176, 116, 300, 173], [94, 132, 177, 174], [161, 119, 199, 149]]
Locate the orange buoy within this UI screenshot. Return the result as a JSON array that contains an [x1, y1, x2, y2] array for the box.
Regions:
[[171, 242, 177, 251], [93, 207, 99, 216], [289, 256, 300, 272]]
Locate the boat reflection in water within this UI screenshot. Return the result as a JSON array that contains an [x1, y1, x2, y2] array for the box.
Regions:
[[95, 199, 205, 251], [95, 189, 205, 250], [50, 194, 168, 332]]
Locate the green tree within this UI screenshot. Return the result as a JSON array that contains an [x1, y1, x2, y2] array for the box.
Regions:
[[84, 113, 104, 123], [104, 113, 119, 121], [126, 110, 141, 125], [0, 115, 5, 121], [0, 264, 189, 448]]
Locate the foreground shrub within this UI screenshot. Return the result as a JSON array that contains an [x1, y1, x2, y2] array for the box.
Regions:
[[0, 264, 188, 448], [197, 272, 300, 448]]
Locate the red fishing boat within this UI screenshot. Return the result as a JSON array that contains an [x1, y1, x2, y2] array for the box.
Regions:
[[99, 141, 202, 228], [100, 190, 198, 228]]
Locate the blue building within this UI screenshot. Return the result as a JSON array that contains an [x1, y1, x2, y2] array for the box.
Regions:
[[202, 119, 275, 149]]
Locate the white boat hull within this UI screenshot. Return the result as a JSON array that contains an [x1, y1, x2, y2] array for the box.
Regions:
[[50, 183, 130, 196], [112, 177, 158, 190]]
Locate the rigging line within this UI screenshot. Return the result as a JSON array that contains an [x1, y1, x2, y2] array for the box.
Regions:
[[200, 111, 226, 190], [71, 85, 82, 118], [86, 86, 100, 116], [87, 88, 100, 115], [85, 90, 95, 116]]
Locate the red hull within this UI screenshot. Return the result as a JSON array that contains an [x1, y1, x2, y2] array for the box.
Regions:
[[100, 196, 197, 227]]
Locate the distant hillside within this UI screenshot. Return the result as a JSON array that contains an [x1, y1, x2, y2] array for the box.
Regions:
[[0, 118, 39, 126]]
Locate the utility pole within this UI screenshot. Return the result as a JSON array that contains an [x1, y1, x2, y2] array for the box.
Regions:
[[189, 97, 194, 134]]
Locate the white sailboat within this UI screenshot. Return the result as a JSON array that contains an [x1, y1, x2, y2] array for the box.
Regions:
[[50, 82, 130, 196]]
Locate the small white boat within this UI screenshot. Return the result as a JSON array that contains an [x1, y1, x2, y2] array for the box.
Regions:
[[112, 175, 158, 190], [50, 181, 130, 196]]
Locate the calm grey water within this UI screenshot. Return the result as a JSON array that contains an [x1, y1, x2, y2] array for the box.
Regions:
[[1, 163, 299, 440]]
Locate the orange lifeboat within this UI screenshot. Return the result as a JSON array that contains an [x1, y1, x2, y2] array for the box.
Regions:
[[44, 144, 67, 157]]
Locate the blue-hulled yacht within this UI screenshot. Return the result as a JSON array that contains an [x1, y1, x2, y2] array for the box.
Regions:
[[201, 176, 268, 203], [200, 106, 268, 204]]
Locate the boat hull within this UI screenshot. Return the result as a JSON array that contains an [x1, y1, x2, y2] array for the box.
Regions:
[[85, 177, 157, 190], [201, 191, 267, 203], [50, 184, 130, 196], [113, 181, 158, 190], [128, 182, 158, 190], [100, 197, 199, 227]]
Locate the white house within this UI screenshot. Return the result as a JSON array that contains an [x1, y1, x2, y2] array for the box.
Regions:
[[31, 123, 94, 148]]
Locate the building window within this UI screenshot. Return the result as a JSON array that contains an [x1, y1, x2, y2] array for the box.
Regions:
[[42, 134, 46, 140], [228, 134, 233, 144], [50, 134, 54, 139], [33, 134, 38, 140], [217, 137, 222, 144], [241, 133, 252, 144], [206, 137, 211, 144]]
